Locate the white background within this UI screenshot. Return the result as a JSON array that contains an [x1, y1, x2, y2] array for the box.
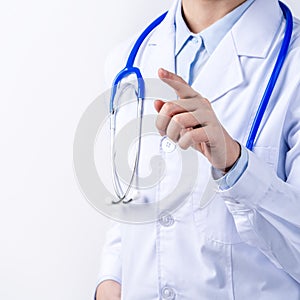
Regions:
[[0, 1, 299, 299]]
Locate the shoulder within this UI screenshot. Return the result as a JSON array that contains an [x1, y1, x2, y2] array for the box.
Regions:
[[103, 37, 135, 89], [281, 17, 300, 79], [290, 17, 300, 47], [103, 6, 177, 88], [103, 25, 164, 88]]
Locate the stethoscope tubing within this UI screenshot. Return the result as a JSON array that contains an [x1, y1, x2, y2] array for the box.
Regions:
[[109, 1, 293, 203], [245, 1, 293, 150]]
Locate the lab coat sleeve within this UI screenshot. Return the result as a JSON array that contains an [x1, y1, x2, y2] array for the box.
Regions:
[[96, 38, 136, 288], [97, 222, 122, 285], [221, 95, 300, 283]]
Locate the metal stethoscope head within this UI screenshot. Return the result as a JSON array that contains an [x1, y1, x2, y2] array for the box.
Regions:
[[110, 79, 144, 204]]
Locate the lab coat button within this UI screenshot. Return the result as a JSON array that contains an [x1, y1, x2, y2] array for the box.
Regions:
[[161, 286, 176, 299], [161, 136, 176, 153], [159, 213, 174, 227]]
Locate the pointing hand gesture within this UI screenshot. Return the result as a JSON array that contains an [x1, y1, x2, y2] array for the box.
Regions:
[[155, 68, 241, 172]]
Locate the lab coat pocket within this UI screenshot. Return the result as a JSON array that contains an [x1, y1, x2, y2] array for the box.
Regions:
[[252, 146, 278, 167], [192, 146, 278, 245], [191, 157, 244, 245], [193, 191, 245, 245]]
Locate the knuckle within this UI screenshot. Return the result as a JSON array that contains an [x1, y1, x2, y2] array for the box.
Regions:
[[202, 97, 212, 107], [190, 128, 203, 145], [190, 131, 198, 144], [155, 118, 165, 131], [162, 101, 174, 114], [178, 75, 185, 82], [178, 139, 189, 150], [192, 112, 202, 124], [184, 129, 194, 142], [172, 114, 183, 126]]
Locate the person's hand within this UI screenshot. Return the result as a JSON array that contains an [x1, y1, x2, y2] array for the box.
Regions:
[[96, 280, 121, 300], [155, 68, 240, 172]]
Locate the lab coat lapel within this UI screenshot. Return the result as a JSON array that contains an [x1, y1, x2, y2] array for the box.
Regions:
[[191, 33, 243, 102], [191, 0, 282, 103], [231, 0, 282, 58]]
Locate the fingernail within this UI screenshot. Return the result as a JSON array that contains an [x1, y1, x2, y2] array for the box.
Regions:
[[160, 68, 168, 77]]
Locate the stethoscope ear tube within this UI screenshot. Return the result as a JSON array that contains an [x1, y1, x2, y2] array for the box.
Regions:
[[125, 11, 168, 69], [245, 1, 293, 151]]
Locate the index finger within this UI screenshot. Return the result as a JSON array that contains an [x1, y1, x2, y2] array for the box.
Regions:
[[158, 68, 199, 99]]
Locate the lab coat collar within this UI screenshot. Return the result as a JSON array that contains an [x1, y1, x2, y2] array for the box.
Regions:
[[232, 0, 283, 58], [191, 0, 283, 101], [191, 32, 243, 102], [142, 0, 283, 102]]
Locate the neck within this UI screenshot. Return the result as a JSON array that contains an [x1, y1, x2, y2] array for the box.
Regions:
[[181, 0, 247, 33]]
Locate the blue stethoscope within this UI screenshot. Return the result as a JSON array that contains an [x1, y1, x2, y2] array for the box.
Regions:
[[110, 1, 293, 203]]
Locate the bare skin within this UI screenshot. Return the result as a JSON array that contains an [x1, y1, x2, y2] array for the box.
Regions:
[[97, 1, 246, 298], [154, 1, 248, 172], [155, 68, 241, 172], [96, 280, 121, 300], [182, 0, 247, 33]]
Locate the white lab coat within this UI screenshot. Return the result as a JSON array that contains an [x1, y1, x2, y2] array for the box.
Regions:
[[99, 0, 300, 299]]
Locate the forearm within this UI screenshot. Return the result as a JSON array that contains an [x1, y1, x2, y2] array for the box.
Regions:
[[96, 280, 121, 300]]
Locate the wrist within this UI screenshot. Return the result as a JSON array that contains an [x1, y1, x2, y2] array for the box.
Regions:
[[221, 141, 241, 174]]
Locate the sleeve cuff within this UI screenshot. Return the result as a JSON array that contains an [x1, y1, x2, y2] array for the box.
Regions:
[[212, 144, 248, 190], [218, 148, 274, 209], [96, 275, 122, 286]]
